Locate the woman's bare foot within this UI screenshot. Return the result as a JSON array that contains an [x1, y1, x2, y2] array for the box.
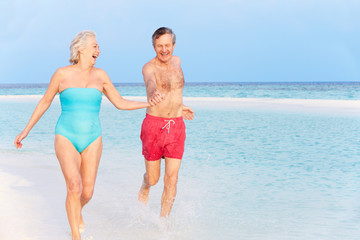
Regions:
[[79, 213, 85, 233]]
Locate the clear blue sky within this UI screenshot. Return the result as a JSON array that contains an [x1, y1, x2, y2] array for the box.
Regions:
[[1, 0, 360, 83]]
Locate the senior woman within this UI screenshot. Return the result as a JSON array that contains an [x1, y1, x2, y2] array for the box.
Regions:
[[14, 30, 163, 240]]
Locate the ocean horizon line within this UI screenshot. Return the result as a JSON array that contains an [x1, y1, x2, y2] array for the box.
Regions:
[[0, 81, 359, 88]]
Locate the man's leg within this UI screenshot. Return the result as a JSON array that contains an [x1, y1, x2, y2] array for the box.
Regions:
[[161, 157, 181, 217], [138, 158, 161, 204]]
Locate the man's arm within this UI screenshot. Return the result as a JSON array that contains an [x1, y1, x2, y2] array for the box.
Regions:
[[183, 105, 195, 120], [143, 63, 164, 105], [174, 57, 194, 120]]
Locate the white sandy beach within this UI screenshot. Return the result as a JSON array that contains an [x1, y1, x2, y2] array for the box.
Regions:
[[0, 153, 67, 239], [1, 95, 359, 114]]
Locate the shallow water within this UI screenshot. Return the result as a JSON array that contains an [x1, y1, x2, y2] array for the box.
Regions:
[[1, 87, 360, 239]]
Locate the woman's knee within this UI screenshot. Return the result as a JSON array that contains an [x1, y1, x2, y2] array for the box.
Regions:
[[81, 184, 94, 201], [67, 178, 82, 196]]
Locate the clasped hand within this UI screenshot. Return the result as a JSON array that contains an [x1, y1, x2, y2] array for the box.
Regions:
[[148, 90, 164, 106]]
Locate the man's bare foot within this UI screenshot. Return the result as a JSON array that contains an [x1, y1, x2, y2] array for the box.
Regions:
[[138, 184, 150, 204]]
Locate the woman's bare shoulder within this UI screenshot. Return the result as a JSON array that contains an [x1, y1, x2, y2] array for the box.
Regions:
[[54, 65, 74, 76]]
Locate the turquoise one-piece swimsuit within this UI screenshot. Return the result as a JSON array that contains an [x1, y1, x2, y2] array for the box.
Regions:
[[55, 88, 102, 153]]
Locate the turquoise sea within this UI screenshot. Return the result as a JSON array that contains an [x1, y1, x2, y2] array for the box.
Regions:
[[1, 82, 359, 99], [0, 82, 360, 240]]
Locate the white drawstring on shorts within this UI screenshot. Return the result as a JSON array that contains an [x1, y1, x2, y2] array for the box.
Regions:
[[162, 120, 175, 134]]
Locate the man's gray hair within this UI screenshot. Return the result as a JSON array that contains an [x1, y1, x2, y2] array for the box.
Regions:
[[152, 27, 176, 46]]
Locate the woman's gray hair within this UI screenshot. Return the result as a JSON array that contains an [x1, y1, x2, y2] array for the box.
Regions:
[[152, 27, 176, 46], [69, 30, 97, 64]]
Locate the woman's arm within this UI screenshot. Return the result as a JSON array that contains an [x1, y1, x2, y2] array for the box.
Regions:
[[101, 70, 152, 110], [14, 69, 61, 149]]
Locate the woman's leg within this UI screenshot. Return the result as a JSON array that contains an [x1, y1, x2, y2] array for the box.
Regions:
[[79, 136, 103, 231], [55, 135, 103, 239], [55, 135, 82, 240]]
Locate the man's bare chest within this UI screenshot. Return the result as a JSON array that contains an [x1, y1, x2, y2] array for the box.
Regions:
[[155, 68, 184, 91]]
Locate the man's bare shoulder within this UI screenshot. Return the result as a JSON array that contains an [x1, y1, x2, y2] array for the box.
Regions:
[[142, 58, 156, 75], [171, 56, 181, 66]]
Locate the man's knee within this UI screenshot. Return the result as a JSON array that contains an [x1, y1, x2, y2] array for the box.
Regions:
[[164, 174, 178, 188], [146, 173, 160, 186]]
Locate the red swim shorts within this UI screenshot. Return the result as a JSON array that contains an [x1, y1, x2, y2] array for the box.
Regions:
[[140, 114, 186, 161]]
